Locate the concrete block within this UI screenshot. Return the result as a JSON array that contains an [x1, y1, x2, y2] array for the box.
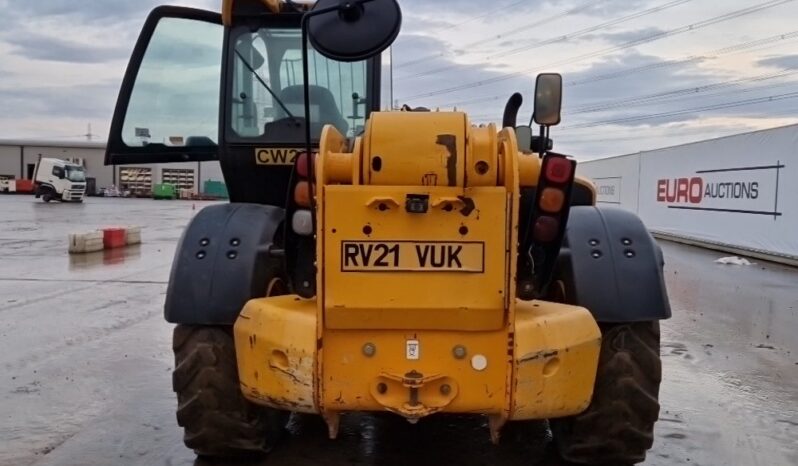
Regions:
[[103, 228, 126, 249], [69, 231, 104, 254], [125, 226, 142, 245]]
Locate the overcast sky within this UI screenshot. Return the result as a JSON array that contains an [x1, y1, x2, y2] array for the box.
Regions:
[[1, 0, 797, 159]]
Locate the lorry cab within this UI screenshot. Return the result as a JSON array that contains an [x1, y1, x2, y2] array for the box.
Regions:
[[33, 157, 87, 202]]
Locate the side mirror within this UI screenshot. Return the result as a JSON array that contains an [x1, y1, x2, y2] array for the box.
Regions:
[[533, 73, 563, 126], [307, 0, 402, 62]]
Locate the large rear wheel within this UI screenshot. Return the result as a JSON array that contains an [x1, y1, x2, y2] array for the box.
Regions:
[[551, 321, 661, 465], [172, 324, 288, 457]]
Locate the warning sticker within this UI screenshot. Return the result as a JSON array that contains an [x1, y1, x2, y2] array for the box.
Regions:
[[340, 241, 484, 272]]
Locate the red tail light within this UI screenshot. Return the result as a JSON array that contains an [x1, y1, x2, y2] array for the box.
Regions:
[[296, 152, 316, 179], [533, 216, 560, 242], [544, 156, 573, 184]]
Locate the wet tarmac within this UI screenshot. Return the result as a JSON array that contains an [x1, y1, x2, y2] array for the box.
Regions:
[[0, 195, 796, 466]]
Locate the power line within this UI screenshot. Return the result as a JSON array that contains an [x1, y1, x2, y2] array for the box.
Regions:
[[557, 128, 745, 147], [444, 0, 529, 30], [428, 30, 798, 109], [561, 90, 798, 130], [568, 70, 798, 114], [399, 0, 796, 101], [469, 82, 798, 125], [400, 0, 692, 80], [465, 79, 798, 126], [394, 0, 606, 69]]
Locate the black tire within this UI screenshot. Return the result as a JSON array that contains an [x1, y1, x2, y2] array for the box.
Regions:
[[172, 325, 289, 457], [551, 321, 661, 465], [42, 193, 52, 203]]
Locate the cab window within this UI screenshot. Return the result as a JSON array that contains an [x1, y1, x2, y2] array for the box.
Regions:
[[122, 17, 223, 148], [229, 27, 369, 142]]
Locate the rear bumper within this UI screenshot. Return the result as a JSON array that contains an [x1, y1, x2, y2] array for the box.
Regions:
[[234, 297, 600, 422]]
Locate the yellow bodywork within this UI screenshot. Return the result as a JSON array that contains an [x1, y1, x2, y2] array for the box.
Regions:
[[222, 0, 281, 26], [234, 111, 601, 439]]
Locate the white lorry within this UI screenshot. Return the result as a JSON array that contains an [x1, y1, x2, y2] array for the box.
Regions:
[[33, 157, 87, 202]]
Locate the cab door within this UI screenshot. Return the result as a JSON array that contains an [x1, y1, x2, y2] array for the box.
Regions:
[[105, 6, 223, 165]]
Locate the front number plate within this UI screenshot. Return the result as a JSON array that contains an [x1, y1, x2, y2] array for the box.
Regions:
[[340, 241, 484, 272]]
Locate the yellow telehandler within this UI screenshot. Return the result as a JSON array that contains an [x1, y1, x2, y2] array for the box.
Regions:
[[105, 1, 670, 463]]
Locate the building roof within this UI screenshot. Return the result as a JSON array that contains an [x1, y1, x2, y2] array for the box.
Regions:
[[0, 139, 107, 150]]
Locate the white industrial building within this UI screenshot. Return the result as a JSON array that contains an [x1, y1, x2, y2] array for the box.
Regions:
[[0, 139, 224, 196]]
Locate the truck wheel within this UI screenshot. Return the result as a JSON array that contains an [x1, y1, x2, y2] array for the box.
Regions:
[[173, 325, 288, 457], [42, 193, 52, 202], [550, 321, 661, 465]]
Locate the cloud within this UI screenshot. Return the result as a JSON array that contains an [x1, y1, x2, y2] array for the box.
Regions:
[[0, 0, 795, 156], [0, 0, 208, 23], [579, 0, 653, 17], [392, 33, 539, 116], [0, 81, 119, 121], [581, 26, 668, 45], [561, 52, 798, 140], [5, 33, 131, 64], [757, 54, 798, 70]]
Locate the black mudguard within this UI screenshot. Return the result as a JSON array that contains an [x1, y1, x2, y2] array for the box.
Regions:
[[164, 203, 285, 324], [555, 206, 671, 323]]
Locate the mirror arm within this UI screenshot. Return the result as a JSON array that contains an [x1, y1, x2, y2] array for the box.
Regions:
[[538, 124, 546, 157]]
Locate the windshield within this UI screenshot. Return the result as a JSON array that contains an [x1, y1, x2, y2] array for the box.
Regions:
[[66, 166, 86, 182], [229, 26, 370, 142]]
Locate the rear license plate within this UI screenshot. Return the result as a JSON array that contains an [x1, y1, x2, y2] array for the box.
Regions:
[[340, 241, 484, 272]]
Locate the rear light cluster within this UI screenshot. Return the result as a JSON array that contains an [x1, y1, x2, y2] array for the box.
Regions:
[[531, 155, 576, 243], [518, 153, 577, 299], [293, 152, 316, 236]]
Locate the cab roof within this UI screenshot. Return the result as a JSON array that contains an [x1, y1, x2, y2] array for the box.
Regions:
[[222, 0, 315, 25]]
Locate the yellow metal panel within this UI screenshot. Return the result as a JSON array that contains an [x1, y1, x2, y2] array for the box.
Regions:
[[323, 185, 508, 330], [364, 112, 467, 187], [233, 296, 602, 421], [321, 328, 509, 416], [222, 0, 281, 26], [465, 124, 498, 187], [319, 125, 352, 184], [234, 296, 318, 413], [510, 300, 601, 420], [518, 153, 542, 187], [574, 175, 597, 205]]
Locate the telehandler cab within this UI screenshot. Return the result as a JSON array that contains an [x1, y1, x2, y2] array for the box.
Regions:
[[106, 0, 671, 464]]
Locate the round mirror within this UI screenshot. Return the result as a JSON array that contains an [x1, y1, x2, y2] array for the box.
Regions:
[[308, 0, 402, 63]]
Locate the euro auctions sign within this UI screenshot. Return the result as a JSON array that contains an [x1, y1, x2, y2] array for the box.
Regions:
[[655, 163, 783, 218], [622, 124, 798, 259]]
